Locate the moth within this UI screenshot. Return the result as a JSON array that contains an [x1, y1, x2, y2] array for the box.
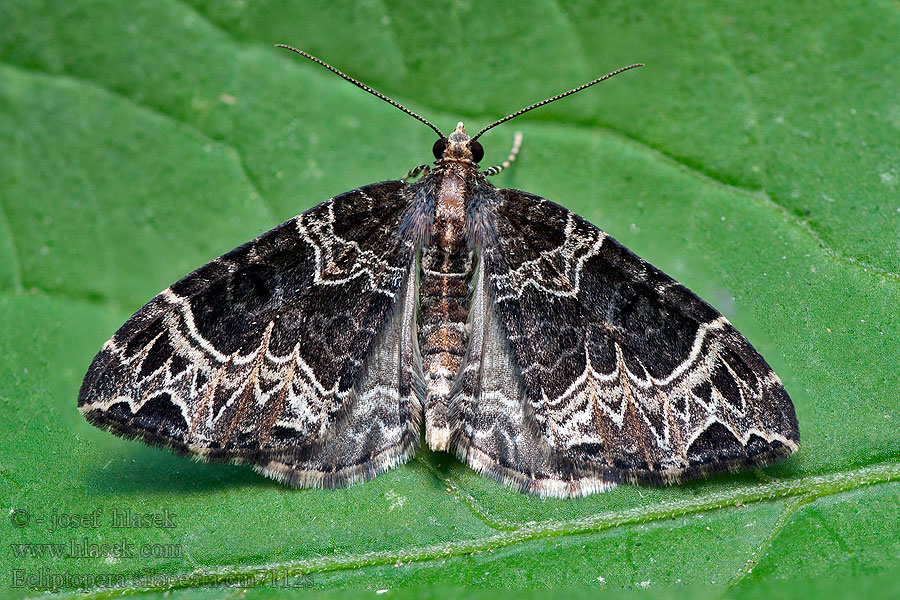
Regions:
[[78, 46, 799, 498]]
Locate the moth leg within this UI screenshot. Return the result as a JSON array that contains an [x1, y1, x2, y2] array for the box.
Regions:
[[402, 164, 431, 181], [482, 131, 523, 176]]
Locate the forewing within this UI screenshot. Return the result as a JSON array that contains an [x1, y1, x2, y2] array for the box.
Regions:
[[78, 181, 421, 487], [451, 189, 799, 497]]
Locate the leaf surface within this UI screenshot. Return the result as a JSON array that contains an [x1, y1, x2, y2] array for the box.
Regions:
[[1, 1, 898, 597]]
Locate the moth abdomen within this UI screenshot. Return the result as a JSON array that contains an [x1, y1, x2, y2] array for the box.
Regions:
[[415, 158, 481, 451]]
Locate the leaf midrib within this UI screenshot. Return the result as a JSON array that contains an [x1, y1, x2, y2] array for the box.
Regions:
[[43, 461, 900, 599]]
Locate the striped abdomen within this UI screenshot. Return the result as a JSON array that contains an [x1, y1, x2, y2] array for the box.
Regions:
[[418, 171, 475, 451]]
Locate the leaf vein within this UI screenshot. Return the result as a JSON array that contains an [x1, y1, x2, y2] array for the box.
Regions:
[[51, 461, 900, 599]]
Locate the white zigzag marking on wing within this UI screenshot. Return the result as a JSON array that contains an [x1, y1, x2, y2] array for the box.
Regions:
[[468, 390, 520, 442], [107, 290, 354, 439], [712, 346, 758, 416], [209, 321, 274, 423], [615, 343, 667, 448], [164, 286, 350, 395], [493, 215, 607, 302], [161, 288, 230, 363], [295, 201, 405, 290], [633, 316, 730, 389], [543, 316, 733, 439], [685, 416, 795, 449]]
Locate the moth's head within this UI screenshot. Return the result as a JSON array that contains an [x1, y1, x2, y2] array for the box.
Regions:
[[432, 122, 484, 165]]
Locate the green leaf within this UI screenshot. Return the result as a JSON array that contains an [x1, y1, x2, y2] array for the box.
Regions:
[[1, 1, 898, 597]]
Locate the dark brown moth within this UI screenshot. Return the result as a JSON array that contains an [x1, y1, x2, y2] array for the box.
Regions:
[[78, 46, 799, 498]]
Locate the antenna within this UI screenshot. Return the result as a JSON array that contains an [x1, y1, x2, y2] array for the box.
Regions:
[[276, 44, 445, 138], [472, 64, 644, 141]]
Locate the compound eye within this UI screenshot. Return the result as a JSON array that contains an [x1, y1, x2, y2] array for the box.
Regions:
[[470, 140, 484, 163], [432, 138, 448, 159]]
